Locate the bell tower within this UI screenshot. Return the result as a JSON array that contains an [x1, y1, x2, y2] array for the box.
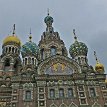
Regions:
[[39, 10, 68, 60]]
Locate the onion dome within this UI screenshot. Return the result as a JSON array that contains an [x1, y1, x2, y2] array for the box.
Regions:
[[44, 9, 54, 24], [69, 29, 88, 58], [94, 51, 104, 73], [21, 33, 39, 58], [3, 35, 21, 46], [3, 24, 21, 47]]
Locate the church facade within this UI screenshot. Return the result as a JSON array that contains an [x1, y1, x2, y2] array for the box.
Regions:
[[0, 13, 107, 107]]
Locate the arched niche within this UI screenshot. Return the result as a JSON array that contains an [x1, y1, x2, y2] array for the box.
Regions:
[[92, 102, 101, 107], [59, 103, 67, 107], [50, 104, 57, 107], [69, 102, 78, 107], [37, 55, 81, 75]]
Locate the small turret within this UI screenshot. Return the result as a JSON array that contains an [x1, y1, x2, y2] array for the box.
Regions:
[[94, 51, 104, 73]]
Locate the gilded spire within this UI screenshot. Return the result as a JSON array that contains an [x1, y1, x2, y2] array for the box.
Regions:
[[94, 51, 105, 72], [12, 24, 15, 36], [47, 8, 49, 16], [73, 29, 77, 41], [29, 28, 32, 42], [94, 51, 99, 63]]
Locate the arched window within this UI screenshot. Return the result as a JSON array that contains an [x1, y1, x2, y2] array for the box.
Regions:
[[60, 104, 66, 107], [5, 58, 10, 66], [50, 104, 57, 107], [51, 46, 56, 56], [62, 48, 65, 56], [69, 103, 78, 107], [41, 48, 45, 60], [9, 47, 11, 52], [59, 88, 64, 98], [28, 57, 31, 64], [32, 58, 34, 65], [25, 90, 31, 100], [50, 89, 55, 98], [68, 88, 73, 98], [6, 47, 8, 53], [12, 47, 14, 53], [14, 60, 18, 69], [25, 58, 27, 65], [15, 48, 17, 53], [90, 88, 96, 97], [78, 57, 81, 64]]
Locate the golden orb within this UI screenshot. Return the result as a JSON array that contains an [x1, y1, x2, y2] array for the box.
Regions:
[[95, 62, 104, 72]]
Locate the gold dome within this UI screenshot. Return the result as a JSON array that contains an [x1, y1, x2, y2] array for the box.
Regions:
[[3, 35, 21, 46], [95, 62, 104, 72], [105, 79, 107, 83]]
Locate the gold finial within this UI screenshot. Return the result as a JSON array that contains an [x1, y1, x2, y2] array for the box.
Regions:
[[73, 29, 77, 41], [29, 28, 32, 42], [47, 8, 49, 16], [12, 24, 15, 36], [94, 51, 99, 63]]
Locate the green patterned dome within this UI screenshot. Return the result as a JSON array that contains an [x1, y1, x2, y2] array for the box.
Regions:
[[44, 15, 54, 24], [69, 41, 88, 58], [21, 41, 39, 58]]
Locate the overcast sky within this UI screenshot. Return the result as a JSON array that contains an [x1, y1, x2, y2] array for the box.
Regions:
[[0, 0, 107, 72]]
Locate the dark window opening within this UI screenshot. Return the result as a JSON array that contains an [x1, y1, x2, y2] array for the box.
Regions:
[[62, 48, 65, 56], [41, 48, 45, 60], [90, 88, 96, 97], [25, 90, 31, 100], [6, 47, 8, 53], [9, 47, 11, 52], [15, 48, 17, 53], [59, 88, 64, 98], [14, 60, 18, 69], [25, 58, 27, 65], [12, 47, 14, 53], [51, 46, 56, 56], [68, 88, 73, 98], [50, 89, 55, 98], [5, 58, 10, 66], [32, 58, 34, 64]]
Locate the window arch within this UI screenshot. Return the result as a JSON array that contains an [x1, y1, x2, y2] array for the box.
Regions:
[[60, 103, 67, 107], [25, 90, 31, 100], [50, 104, 57, 107], [59, 88, 64, 98], [41, 48, 45, 60], [12, 47, 14, 53], [6, 47, 8, 53], [69, 103, 78, 107], [25, 58, 27, 65], [62, 48, 65, 56], [15, 48, 17, 53], [9, 47, 11, 52], [14, 60, 19, 69], [32, 58, 34, 65], [68, 88, 73, 98], [51, 46, 56, 56], [92, 102, 101, 107], [50, 89, 55, 98]]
